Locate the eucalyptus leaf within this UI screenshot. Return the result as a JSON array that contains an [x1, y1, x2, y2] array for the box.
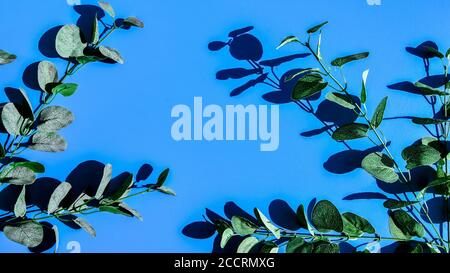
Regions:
[[286, 236, 313, 253], [76, 56, 103, 65], [371, 96, 388, 128], [55, 25, 86, 58], [118, 202, 143, 221], [313, 241, 340, 253], [0, 166, 36, 185], [74, 217, 96, 237], [98, 1, 115, 18], [12, 161, 45, 173], [106, 173, 133, 200], [4, 222, 44, 248], [123, 17, 144, 28], [231, 216, 258, 236], [254, 208, 280, 239], [326, 92, 355, 109], [401, 144, 441, 170], [414, 82, 449, 96], [29, 132, 67, 152], [332, 123, 369, 141], [412, 117, 446, 125], [157, 186, 176, 196], [361, 152, 399, 183], [2, 103, 27, 136], [342, 212, 375, 238], [296, 204, 314, 235], [0, 50, 16, 65], [383, 199, 419, 209], [38, 61, 58, 92], [48, 182, 72, 214], [157, 168, 170, 187], [260, 241, 279, 253], [95, 163, 112, 199], [307, 21, 328, 34], [276, 36, 300, 50], [99, 46, 124, 64], [292, 73, 328, 100], [311, 200, 343, 232], [331, 52, 369, 67], [220, 228, 234, 248], [51, 83, 78, 97], [92, 13, 99, 44], [389, 210, 425, 240], [237, 236, 259, 253], [417, 178, 450, 199], [37, 106, 74, 132], [14, 186, 27, 218], [361, 69, 369, 104]]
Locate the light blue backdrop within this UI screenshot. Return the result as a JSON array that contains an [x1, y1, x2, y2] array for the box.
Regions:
[[0, 0, 448, 252]]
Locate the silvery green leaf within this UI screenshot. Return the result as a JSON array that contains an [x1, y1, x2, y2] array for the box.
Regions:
[[74, 217, 96, 237], [231, 216, 258, 236], [92, 13, 100, 43], [276, 36, 300, 50], [1, 166, 36, 185], [123, 17, 144, 28], [0, 50, 16, 65], [4, 222, 44, 248], [99, 46, 124, 64], [6, 88, 34, 120], [254, 208, 280, 239], [361, 152, 399, 183], [311, 200, 343, 233], [95, 163, 112, 199], [389, 210, 425, 240], [220, 228, 234, 248], [307, 21, 328, 34], [237, 236, 259, 253], [48, 182, 72, 214], [98, 1, 115, 18], [1, 103, 27, 136], [37, 106, 74, 132], [99, 205, 133, 217], [157, 186, 176, 196], [55, 25, 87, 58], [12, 161, 45, 173], [14, 186, 27, 218], [69, 193, 91, 211], [52, 225, 59, 253], [326, 92, 355, 109], [38, 61, 58, 92], [118, 202, 143, 221], [29, 132, 67, 152], [401, 144, 441, 170]]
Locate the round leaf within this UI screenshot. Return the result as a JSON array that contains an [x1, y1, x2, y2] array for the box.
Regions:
[[38, 61, 58, 92], [2, 103, 27, 136], [237, 236, 259, 253], [99, 46, 124, 64], [332, 123, 369, 141], [29, 132, 67, 152], [311, 200, 343, 232], [4, 222, 44, 248], [37, 106, 74, 132], [14, 186, 27, 218], [231, 216, 258, 236], [401, 144, 441, 170], [0, 166, 36, 185], [292, 73, 328, 100], [389, 210, 425, 240], [55, 25, 87, 58], [361, 152, 399, 183]]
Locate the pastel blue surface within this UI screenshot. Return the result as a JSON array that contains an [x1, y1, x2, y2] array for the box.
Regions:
[[0, 0, 448, 252]]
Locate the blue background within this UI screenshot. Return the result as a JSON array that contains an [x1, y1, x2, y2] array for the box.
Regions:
[[0, 0, 448, 252]]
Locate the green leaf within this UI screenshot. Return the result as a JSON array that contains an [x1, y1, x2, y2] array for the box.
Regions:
[[361, 152, 399, 183], [286, 236, 313, 253], [107, 173, 133, 200], [37, 106, 74, 132], [76, 56, 103, 65], [401, 144, 441, 170], [123, 17, 145, 28], [332, 123, 369, 141], [313, 241, 340, 253], [412, 117, 446, 125], [383, 199, 419, 209], [14, 186, 27, 218], [292, 73, 328, 100], [307, 21, 328, 34], [254, 208, 280, 239], [100, 205, 133, 217], [2, 103, 28, 136], [0, 166, 36, 185], [326, 92, 355, 109], [55, 25, 86, 58], [92, 13, 100, 43], [51, 83, 78, 97], [95, 163, 112, 199], [414, 82, 449, 96], [231, 216, 258, 236], [0, 50, 16, 65], [74, 217, 96, 237], [48, 182, 72, 214], [296, 204, 314, 235], [38, 61, 58, 92], [361, 69, 369, 104], [276, 36, 300, 50], [98, 1, 115, 18], [99, 46, 124, 64], [237, 236, 259, 253], [156, 168, 170, 187], [4, 222, 44, 248], [424, 46, 444, 59], [331, 52, 369, 67], [157, 186, 176, 196], [311, 200, 343, 232], [417, 178, 450, 199], [260, 241, 279, 253], [220, 228, 234, 248], [371, 96, 388, 128], [342, 212, 375, 238], [118, 202, 143, 221], [389, 210, 425, 240], [12, 162, 45, 173], [29, 132, 67, 152]]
